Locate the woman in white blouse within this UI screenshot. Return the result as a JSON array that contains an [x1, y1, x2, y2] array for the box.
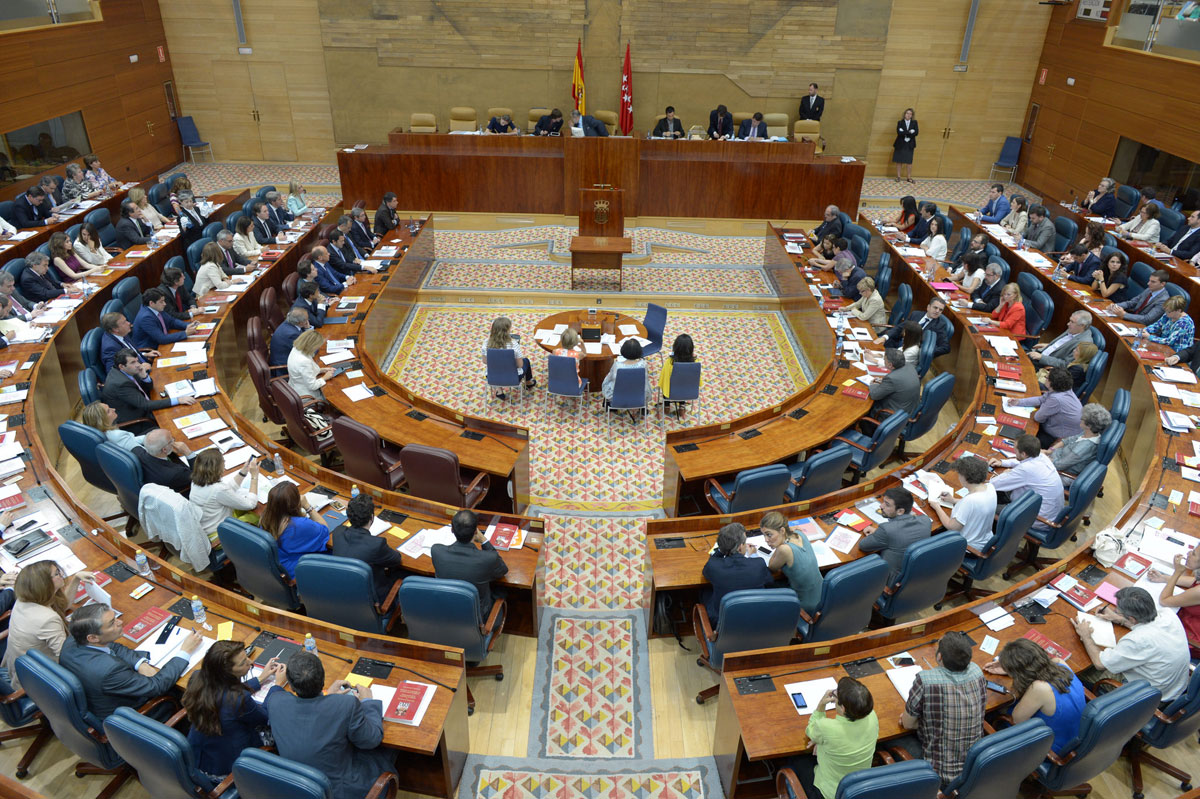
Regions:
[[73, 222, 112, 266], [845, 276, 888, 327], [81, 401, 145, 451], [921, 216, 948, 261], [193, 242, 232, 297], [233, 215, 262, 259], [128, 187, 170, 230], [288, 328, 335, 401], [189, 448, 260, 543], [1117, 203, 1161, 243], [1000, 194, 1029, 238]]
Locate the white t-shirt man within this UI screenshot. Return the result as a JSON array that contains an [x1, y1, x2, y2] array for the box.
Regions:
[[951, 484, 998, 550], [1099, 610, 1191, 702]]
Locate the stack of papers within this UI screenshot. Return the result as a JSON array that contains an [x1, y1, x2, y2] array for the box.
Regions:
[[341, 383, 373, 402], [1155, 367, 1198, 385], [984, 335, 1019, 358], [398, 526, 457, 559], [1161, 411, 1195, 433], [885, 665, 924, 701], [320, 349, 355, 365]]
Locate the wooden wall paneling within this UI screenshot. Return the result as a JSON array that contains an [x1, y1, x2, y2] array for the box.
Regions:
[[563, 137, 640, 216]]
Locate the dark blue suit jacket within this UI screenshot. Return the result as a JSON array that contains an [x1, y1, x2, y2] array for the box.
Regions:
[[701, 553, 772, 624], [979, 195, 1011, 224], [11, 196, 53, 228], [58, 639, 189, 721], [885, 310, 953, 358], [908, 215, 931, 244], [100, 331, 149, 373], [327, 243, 360, 276], [269, 322, 303, 367], [707, 110, 734, 139], [131, 306, 187, 350], [1167, 226, 1200, 261], [737, 120, 768, 139], [313, 260, 344, 295], [292, 297, 327, 328], [579, 115, 609, 137], [1086, 192, 1116, 218]]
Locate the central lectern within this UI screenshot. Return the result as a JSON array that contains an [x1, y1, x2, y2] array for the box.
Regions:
[[571, 187, 632, 290]]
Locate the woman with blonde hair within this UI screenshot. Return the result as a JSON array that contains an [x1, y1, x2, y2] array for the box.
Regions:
[[1065, 342, 1098, 391], [287, 181, 309, 216], [288, 328, 335, 401], [81, 400, 145, 450], [760, 511, 822, 614], [168, 175, 193, 217], [232, 215, 262, 259], [3, 560, 95, 689], [483, 316, 535, 398], [49, 231, 99, 281], [190, 448, 260, 544], [990, 283, 1026, 337], [193, 241, 232, 296], [551, 327, 585, 388], [73, 222, 112, 266], [845, 276, 886, 327], [128, 186, 170, 230]]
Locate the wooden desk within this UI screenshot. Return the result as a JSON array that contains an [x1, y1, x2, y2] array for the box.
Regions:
[[568, 235, 632, 290], [340, 136, 865, 220], [532, 309, 645, 392], [0, 180, 146, 265]]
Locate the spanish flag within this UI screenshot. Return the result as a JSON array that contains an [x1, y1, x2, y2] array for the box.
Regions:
[[571, 39, 586, 114]]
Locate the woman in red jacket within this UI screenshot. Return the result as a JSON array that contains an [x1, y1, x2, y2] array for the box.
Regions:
[[991, 283, 1026, 338]]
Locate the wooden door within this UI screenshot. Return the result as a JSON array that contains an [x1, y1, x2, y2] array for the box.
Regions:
[[248, 63, 297, 162], [122, 84, 181, 179], [210, 61, 263, 160], [912, 79, 954, 178]]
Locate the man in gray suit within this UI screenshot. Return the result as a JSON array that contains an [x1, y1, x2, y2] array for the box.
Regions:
[[265, 652, 396, 799], [868, 348, 921, 418], [1023, 204, 1055, 252], [1113, 269, 1170, 326], [858, 486, 932, 583], [58, 604, 201, 720], [1029, 310, 1093, 368], [431, 509, 509, 616]]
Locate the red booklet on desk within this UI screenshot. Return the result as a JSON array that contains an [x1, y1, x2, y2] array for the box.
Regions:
[[122, 607, 172, 645], [996, 412, 1028, 429], [1049, 573, 1099, 611], [259, 247, 287, 261], [842, 386, 869, 399], [996, 364, 1023, 381], [1022, 629, 1072, 662], [384, 681, 434, 725], [1136, 349, 1166, 362], [990, 437, 1017, 457], [489, 523, 518, 551], [1112, 551, 1153, 580]]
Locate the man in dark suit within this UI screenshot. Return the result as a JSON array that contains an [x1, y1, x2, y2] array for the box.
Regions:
[[347, 208, 378, 252], [102, 348, 195, 432], [707, 105, 734, 140], [328, 230, 376, 277], [868, 348, 921, 417], [1166, 340, 1200, 374], [652, 107, 685, 139], [570, 110, 609, 137], [1028, 310, 1093, 368], [332, 495, 407, 601], [310, 248, 350, 296], [534, 108, 564, 136], [37, 176, 67, 210], [159, 266, 197, 322], [336, 215, 368, 261], [134, 428, 194, 494], [58, 603, 201, 721], [114, 200, 153, 250], [430, 508, 508, 616], [701, 523, 772, 624], [18, 253, 64, 303], [292, 281, 328, 328], [1113, 269, 1170, 325], [374, 192, 400, 238], [270, 308, 309, 369], [132, 287, 196, 350], [250, 201, 275, 245], [214, 230, 248, 275], [1023, 204, 1055, 252], [969, 262, 1005, 313], [0, 272, 36, 320], [811, 205, 844, 243], [907, 202, 934, 245], [11, 186, 58, 228], [798, 83, 824, 121], [100, 312, 155, 374], [265, 191, 293, 232], [737, 112, 768, 140], [1165, 210, 1200, 261], [878, 296, 953, 358]]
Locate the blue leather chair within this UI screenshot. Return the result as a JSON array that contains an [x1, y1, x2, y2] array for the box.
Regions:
[[1024, 290, 1053, 344], [984, 241, 1000, 259], [163, 255, 188, 287], [606, 367, 650, 432], [0, 201, 13, 226], [147, 183, 169, 208], [217, 518, 301, 610], [1127, 666, 1200, 797], [225, 211, 243, 232], [1006, 462, 1105, 579], [3, 258, 26, 282], [242, 198, 258, 217], [1053, 215, 1078, 254], [889, 283, 912, 327], [202, 220, 224, 239], [186, 236, 213, 276], [786, 444, 852, 503], [1094, 420, 1124, 468], [13, 650, 135, 793], [837, 210, 852, 228], [915, 329, 936, 379], [899, 373, 955, 456], [941, 719, 1054, 799], [0, 645, 51, 779], [1164, 281, 1190, 312], [1034, 680, 1161, 797], [947, 228, 971, 264], [103, 706, 233, 798], [778, 756, 940, 799], [989, 255, 1010, 285], [849, 236, 869, 267], [706, 464, 791, 514], [989, 136, 1022, 182], [85, 208, 116, 247], [875, 251, 891, 280], [78, 361, 101, 406], [1128, 260, 1152, 298], [874, 533, 967, 621], [1113, 184, 1141, 219], [100, 297, 125, 319], [294, 554, 401, 635], [397, 576, 505, 714], [113, 275, 141, 322], [876, 264, 892, 301], [233, 747, 397, 799], [66, 222, 83, 241], [546, 354, 588, 415], [693, 589, 801, 704], [96, 441, 144, 521], [485, 347, 524, 403], [256, 185, 277, 199], [164, 172, 189, 189], [34, 242, 52, 259], [833, 406, 908, 483], [661, 361, 701, 418], [642, 302, 667, 359], [844, 221, 870, 244], [80, 326, 105, 378], [939, 491, 1041, 608], [796, 555, 888, 643], [1111, 387, 1130, 424], [936, 212, 953, 244], [1158, 206, 1186, 243], [59, 420, 117, 495], [1016, 271, 1040, 302], [1075, 349, 1107, 402]]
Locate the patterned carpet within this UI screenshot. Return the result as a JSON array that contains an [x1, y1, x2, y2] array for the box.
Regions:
[[474, 765, 709, 799], [540, 517, 649, 610]]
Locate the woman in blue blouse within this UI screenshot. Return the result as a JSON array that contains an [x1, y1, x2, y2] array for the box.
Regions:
[[985, 638, 1085, 754], [261, 482, 329, 578], [1144, 295, 1195, 353], [183, 640, 286, 778]]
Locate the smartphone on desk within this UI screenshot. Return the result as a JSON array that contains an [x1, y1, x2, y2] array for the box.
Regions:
[[790, 692, 808, 710], [985, 681, 1008, 694]]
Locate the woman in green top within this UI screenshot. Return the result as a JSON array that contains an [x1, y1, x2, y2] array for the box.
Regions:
[[788, 677, 879, 799], [761, 511, 823, 614]]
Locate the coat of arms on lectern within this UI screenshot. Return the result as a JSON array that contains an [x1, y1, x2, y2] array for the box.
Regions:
[[593, 199, 610, 224]]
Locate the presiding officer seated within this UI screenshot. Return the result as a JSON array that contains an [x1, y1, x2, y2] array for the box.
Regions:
[[570, 109, 609, 137], [534, 108, 564, 136], [708, 105, 734, 140], [653, 106, 685, 139], [486, 114, 520, 135]]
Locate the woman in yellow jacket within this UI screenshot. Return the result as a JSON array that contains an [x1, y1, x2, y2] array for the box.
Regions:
[[660, 334, 701, 417]]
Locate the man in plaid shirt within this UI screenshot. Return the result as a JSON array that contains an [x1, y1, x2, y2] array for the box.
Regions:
[[897, 632, 987, 786]]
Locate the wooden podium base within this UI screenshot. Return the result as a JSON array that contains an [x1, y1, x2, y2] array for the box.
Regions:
[[569, 235, 634, 291]]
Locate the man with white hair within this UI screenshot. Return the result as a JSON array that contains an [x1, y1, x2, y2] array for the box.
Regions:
[[1029, 310, 1093, 368], [133, 428, 195, 494], [270, 307, 310, 369]]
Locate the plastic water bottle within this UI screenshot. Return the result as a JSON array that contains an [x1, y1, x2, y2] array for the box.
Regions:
[[134, 549, 151, 576], [150, 232, 159, 248], [304, 634, 318, 654], [190, 595, 207, 626], [350, 484, 360, 500], [1018, 237, 1026, 251], [273, 451, 283, 474], [1134, 328, 1144, 350]]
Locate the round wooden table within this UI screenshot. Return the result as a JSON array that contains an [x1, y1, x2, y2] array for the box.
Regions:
[[534, 309, 647, 392]]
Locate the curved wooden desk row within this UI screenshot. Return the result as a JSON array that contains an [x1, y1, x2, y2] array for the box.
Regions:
[[709, 211, 1189, 799], [0, 179, 148, 265], [337, 134, 865, 220]]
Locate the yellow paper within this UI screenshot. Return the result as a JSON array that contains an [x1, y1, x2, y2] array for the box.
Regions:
[[842, 378, 857, 386], [216, 621, 234, 641], [390, 526, 412, 540], [344, 672, 373, 689]]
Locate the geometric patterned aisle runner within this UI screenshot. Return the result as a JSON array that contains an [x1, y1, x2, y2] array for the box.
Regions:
[[474, 765, 710, 799], [540, 516, 650, 610]]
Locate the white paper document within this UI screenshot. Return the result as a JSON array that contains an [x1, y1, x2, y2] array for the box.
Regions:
[[342, 383, 373, 402], [782, 678, 838, 716], [885, 665, 924, 701]]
